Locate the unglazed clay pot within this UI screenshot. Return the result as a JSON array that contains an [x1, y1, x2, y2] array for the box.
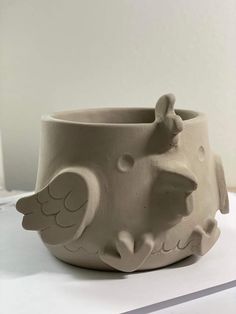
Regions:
[[16, 94, 229, 272]]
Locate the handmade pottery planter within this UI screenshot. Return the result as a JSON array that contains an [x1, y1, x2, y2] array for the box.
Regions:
[[16, 94, 229, 272]]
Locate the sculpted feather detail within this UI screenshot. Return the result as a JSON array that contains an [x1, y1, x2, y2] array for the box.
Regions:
[[16, 167, 100, 245]]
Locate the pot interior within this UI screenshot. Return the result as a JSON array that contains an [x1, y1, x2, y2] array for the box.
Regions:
[[52, 108, 199, 124]]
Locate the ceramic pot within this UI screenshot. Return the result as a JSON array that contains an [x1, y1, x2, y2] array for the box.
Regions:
[[16, 94, 229, 272]]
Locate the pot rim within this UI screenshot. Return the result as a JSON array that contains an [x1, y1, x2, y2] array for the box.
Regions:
[[42, 107, 205, 127]]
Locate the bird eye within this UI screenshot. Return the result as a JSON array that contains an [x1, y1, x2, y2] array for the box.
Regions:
[[198, 146, 205, 161], [117, 154, 135, 172]]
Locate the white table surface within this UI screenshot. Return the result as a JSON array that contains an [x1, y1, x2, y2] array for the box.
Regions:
[[1, 192, 236, 314], [156, 286, 236, 314]]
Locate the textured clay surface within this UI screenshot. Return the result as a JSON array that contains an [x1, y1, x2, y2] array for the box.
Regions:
[[16, 94, 229, 272]]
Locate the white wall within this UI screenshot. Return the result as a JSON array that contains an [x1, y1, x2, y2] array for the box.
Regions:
[[0, 0, 236, 190], [0, 131, 5, 188]]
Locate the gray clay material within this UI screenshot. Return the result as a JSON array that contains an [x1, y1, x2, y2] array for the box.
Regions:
[[16, 94, 229, 272]]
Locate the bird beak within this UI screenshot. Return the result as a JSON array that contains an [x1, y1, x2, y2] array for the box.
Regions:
[[156, 161, 198, 193]]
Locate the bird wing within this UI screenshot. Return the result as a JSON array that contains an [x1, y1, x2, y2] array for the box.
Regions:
[[16, 168, 100, 245], [214, 155, 229, 214]]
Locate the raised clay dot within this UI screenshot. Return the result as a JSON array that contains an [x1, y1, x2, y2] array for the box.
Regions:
[[198, 146, 205, 161], [117, 154, 135, 172]]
